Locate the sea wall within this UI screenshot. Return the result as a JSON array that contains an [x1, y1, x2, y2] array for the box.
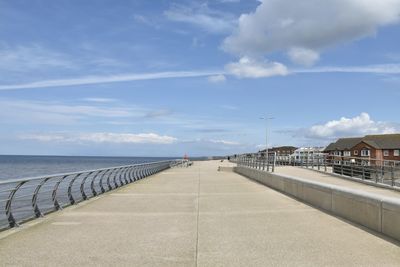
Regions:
[[234, 166, 400, 242]]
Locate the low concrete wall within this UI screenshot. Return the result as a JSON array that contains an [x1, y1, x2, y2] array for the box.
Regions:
[[235, 166, 400, 242]]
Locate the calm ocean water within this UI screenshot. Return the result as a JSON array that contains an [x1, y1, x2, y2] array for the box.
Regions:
[[0, 155, 177, 181]]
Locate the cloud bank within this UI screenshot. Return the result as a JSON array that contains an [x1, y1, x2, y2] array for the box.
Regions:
[[21, 132, 178, 144], [306, 113, 399, 139], [224, 0, 400, 66]]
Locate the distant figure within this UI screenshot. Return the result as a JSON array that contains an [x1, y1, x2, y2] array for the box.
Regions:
[[227, 156, 230, 161]]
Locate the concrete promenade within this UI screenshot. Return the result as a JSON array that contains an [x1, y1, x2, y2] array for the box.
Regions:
[[1, 160, 400, 266]]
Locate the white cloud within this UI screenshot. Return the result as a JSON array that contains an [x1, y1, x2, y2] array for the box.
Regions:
[[0, 44, 75, 71], [209, 139, 241, 145], [288, 48, 320, 67], [223, 0, 400, 66], [20, 132, 178, 144], [226, 57, 288, 78], [208, 74, 227, 83], [294, 64, 400, 74], [306, 113, 399, 139], [81, 98, 117, 103], [164, 3, 236, 34], [0, 98, 174, 126], [0, 70, 222, 91]]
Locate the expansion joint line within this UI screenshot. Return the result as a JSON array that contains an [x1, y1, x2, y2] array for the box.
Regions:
[[195, 168, 201, 267]]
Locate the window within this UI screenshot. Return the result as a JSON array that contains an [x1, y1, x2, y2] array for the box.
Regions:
[[383, 150, 389, 157], [334, 151, 341, 156], [343, 151, 351, 157], [394, 150, 400, 157], [354, 150, 358, 156], [361, 149, 370, 157]]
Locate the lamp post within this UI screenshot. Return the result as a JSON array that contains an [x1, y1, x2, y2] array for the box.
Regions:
[[259, 116, 275, 164]]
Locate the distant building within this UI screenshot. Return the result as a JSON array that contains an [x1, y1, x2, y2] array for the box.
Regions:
[[291, 147, 326, 163], [259, 146, 297, 156], [325, 134, 400, 165]]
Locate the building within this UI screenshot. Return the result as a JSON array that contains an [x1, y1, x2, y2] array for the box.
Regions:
[[290, 147, 326, 164], [325, 134, 400, 165], [259, 146, 297, 156]]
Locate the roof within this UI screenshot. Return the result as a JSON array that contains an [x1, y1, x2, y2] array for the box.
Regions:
[[324, 137, 363, 151], [363, 134, 400, 149], [259, 146, 297, 152]]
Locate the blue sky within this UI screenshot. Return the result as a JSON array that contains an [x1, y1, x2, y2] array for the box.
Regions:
[[1, 0, 400, 157]]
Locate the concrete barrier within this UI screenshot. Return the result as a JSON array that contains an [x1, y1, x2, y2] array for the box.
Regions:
[[234, 166, 400, 242]]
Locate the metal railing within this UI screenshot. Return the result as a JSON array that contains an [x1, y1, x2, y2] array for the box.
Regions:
[[0, 159, 186, 230], [230, 153, 400, 189], [232, 153, 277, 172]]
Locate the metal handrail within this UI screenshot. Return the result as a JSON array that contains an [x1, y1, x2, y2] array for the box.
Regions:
[[232, 152, 400, 189], [0, 159, 187, 230]]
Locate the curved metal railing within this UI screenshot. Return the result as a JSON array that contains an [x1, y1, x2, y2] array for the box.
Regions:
[[0, 160, 185, 230]]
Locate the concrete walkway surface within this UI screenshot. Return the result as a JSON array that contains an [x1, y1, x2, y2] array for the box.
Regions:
[[0, 160, 399, 266]]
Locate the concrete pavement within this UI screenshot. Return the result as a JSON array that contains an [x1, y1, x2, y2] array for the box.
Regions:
[[0, 160, 400, 266]]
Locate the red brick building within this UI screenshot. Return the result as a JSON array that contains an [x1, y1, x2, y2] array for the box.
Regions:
[[325, 134, 400, 165]]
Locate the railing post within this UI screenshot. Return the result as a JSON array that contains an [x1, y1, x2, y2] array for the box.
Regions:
[[272, 152, 276, 173], [311, 154, 314, 169], [32, 177, 51, 218], [341, 160, 344, 176], [6, 181, 26, 228], [391, 165, 395, 187], [52, 175, 68, 210], [306, 154, 309, 168], [317, 156, 321, 171], [362, 164, 365, 180], [99, 169, 111, 193], [123, 167, 129, 184], [132, 166, 139, 181], [350, 163, 354, 177], [91, 170, 103, 197], [128, 167, 134, 183], [68, 173, 82, 205], [80, 172, 94, 201]]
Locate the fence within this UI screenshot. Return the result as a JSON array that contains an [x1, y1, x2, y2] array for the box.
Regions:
[[233, 153, 277, 172], [0, 160, 185, 230], [230, 153, 400, 189]]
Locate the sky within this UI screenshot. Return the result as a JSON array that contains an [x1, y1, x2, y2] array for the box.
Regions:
[[0, 0, 400, 157]]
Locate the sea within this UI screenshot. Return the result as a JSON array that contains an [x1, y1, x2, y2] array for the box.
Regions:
[[0, 155, 178, 181]]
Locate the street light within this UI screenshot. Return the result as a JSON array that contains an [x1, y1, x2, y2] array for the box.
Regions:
[[259, 116, 275, 161]]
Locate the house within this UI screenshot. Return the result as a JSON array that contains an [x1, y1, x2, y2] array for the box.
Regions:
[[324, 137, 363, 157], [358, 134, 400, 164], [325, 134, 400, 165]]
